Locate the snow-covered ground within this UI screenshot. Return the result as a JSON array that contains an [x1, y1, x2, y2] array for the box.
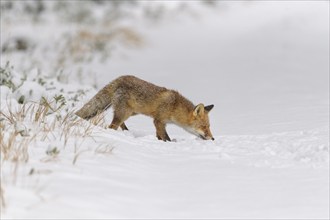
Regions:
[[1, 1, 329, 219]]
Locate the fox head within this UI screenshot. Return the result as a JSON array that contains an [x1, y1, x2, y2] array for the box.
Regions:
[[188, 104, 214, 140]]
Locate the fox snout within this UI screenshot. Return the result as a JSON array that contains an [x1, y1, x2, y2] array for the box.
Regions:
[[198, 131, 214, 141], [199, 135, 215, 141]]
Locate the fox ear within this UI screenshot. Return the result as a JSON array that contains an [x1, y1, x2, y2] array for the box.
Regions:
[[204, 104, 214, 113], [193, 104, 205, 117]]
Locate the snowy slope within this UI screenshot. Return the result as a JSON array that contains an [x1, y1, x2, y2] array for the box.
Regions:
[[104, 1, 329, 135], [2, 127, 328, 219], [1, 1, 329, 219]]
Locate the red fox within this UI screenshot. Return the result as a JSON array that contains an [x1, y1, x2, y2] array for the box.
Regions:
[[76, 75, 214, 141]]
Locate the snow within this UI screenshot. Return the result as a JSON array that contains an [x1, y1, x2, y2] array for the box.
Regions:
[[2, 128, 329, 218], [1, 1, 329, 219], [1, 123, 328, 218]]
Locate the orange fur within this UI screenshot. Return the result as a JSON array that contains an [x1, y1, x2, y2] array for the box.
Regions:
[[76, 75, 214, 141]]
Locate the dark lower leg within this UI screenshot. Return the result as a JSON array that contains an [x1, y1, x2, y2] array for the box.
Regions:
[[120, 123, 129, 131], [154, 120, 171, 142], [164, 131, 171, 141]]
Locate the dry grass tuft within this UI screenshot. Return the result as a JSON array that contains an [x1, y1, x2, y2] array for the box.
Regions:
[[0, 98, 105, 211], [95, 144, 114, 155]]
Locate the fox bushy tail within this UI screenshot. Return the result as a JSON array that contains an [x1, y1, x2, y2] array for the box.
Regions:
[[75, 83, 115, 120]]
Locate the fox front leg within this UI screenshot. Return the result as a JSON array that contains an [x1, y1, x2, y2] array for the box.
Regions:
[[120, 123, 129, 131], [154, 119, 171, 142]]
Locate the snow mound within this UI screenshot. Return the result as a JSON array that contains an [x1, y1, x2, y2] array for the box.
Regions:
[[90, 126, 329, 169], [218, 128, 329, 168]]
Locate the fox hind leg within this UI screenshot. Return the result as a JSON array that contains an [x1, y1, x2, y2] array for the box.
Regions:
[[109, 108, 132, 130], [109, 115, 130, 130]]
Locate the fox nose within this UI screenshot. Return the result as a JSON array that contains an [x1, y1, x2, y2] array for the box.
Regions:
[[211, 137, 215, 141]]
